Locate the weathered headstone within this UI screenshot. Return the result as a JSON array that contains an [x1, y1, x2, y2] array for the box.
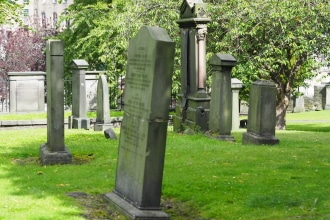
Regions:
[[293, 95, 305, 113], [324, 84, 330, 110], [208, 54, 236, 141], [86, 71, 106, 111], [71, 59, 90, 129], [231, 78, 243, 130], [94, 74, 113, 131], [173, 0, 212, 132], [39, 40, 72, 165], [242, 80, 279, 145], [104, 26, 175, 219], [8, 71, 46, 113]]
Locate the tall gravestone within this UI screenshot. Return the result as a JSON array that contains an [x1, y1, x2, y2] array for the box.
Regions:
[[173, 0, 211, 132], [8, 71, 46, 113], [242, 80, 279, 145], [104, 26, 175, 219], [231, 78, 243, 130], [39, 40, 72, 165], [324, 84, 330, 110], [71, 59, 90, 129], [94, 74, 113, 131], [86, 71, 106, 111], [208, 54, 236, 141]]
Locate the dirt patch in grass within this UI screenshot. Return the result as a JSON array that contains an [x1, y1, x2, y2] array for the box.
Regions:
[[67, 192, 201, 219], [11, 154, 94, 166]]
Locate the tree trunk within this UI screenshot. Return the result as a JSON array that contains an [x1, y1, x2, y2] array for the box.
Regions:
[[276, 92, 290, 130]]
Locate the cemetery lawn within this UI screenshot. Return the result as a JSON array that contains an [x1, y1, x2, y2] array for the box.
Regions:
[[0, 112, 328, 219]]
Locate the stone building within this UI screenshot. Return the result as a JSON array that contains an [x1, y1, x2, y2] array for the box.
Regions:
[[18, 0, 73, 30]]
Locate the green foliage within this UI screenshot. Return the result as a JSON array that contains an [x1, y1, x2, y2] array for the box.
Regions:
[[58, 0, 330, 126], [206, 0, 330, 128], [0, 0, 22, 25], [58, 0, 181, 108]]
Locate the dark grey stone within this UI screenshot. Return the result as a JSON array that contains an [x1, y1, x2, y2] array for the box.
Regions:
[[208, 53, 236, 141], [242, 80, 279, 145], [105, 26, 174, 218], [40, 40, 72, 165], [104, 128, 117, 140]]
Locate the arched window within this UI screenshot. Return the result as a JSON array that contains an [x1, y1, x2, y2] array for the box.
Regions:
[[53, 12, 58, 28], [41, 12, 46, 28]]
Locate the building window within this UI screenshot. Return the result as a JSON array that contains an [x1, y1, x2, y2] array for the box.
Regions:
[[23, 9, 29, 16], [52, 0, 57, 4], [23, 0, 29, 3], [53, 12, 58, 28], [63, 0, 67, 3], [41, 12, 46, 28]]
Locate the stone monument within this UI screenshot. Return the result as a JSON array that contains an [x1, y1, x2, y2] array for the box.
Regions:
[[173, 0, 211, 132], [94, 74, 113, 131], [208, 54, 236, 141], [86, 70, 106, 111], [8, 71, 46, 113], [39, 40, 72, 165], [242, 80, 279, 145], [231, 78, 243, 130], [104, 26, 175, 219], [324, 84, 330, 110], [71, 59, 90, 129]]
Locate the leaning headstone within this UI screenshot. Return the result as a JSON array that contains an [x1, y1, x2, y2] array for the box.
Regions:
[[8, 71, 46, 113], [208, 54, 236, 141], [104, 128, 117, 140], [104, 26, 175, 219], [94, 74, 113, 131], [40, 40, 72, 165], [231, 78, 243, 130], [242, 80, 279, 145], [71, 59, 90, 129]]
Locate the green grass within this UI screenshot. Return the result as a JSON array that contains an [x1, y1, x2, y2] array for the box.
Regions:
[[0, 111, 329, 219]]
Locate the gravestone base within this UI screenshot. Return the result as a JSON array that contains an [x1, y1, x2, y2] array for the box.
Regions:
[[173, 95, 210, 132], [242, 132, 279, 145], [72, 118, 90, 129], [94, 123, 113, 131], [39, 144, 72, 165], [205, 131, 235, 142], [104, 192, 169, 220]]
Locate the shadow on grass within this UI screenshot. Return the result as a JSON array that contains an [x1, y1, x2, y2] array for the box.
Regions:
[[0, 129, 124, 219]]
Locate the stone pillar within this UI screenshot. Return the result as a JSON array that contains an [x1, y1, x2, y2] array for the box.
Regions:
[[71, 59, 90, 129], [94, 74, 113, 131], [39, 40, 72, 165], [208, 54, 236, 141], [173, 0, 211, 132], [324, 84, 330, 110], [231, 78, 243, 130], [242, 80, 279, 145]]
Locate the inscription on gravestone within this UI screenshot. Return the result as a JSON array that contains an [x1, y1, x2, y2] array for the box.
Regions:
[[104, 26, 175, 219]]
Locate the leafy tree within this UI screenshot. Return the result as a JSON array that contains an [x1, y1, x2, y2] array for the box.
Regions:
[[58, 0, 180, 108], [206, 0, 330, 129], [0, 0, 21, 25]]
